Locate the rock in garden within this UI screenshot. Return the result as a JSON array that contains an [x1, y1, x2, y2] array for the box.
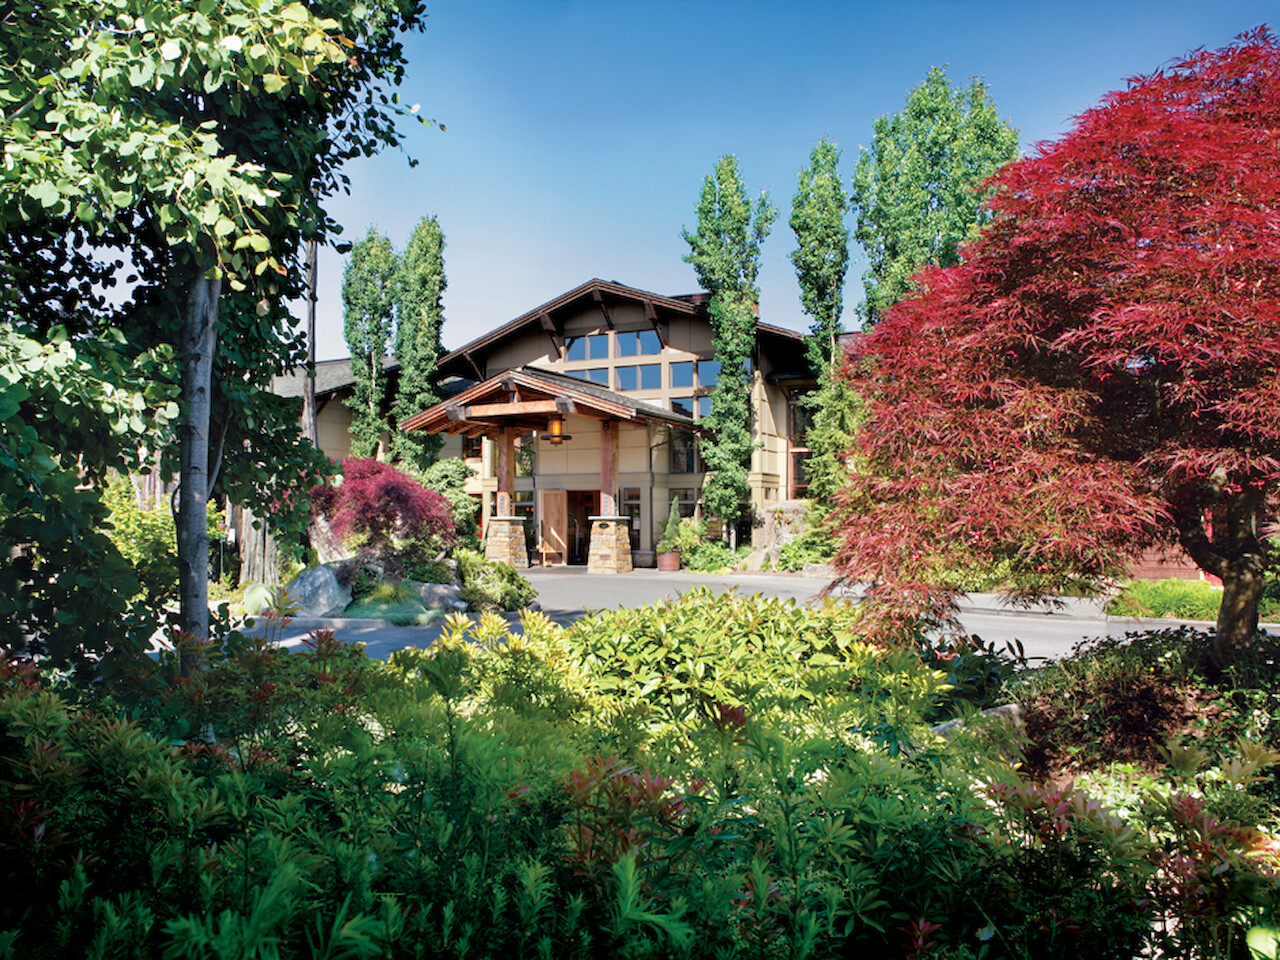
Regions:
[[283, 564, 352, 618], [412, 581, 469, 613]]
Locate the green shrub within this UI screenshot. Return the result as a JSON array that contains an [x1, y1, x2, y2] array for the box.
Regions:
[[660, 516, 704, 555], [682, 539, 740, 572], [455, 548, 536, 611], [415, 457, 481, 545], [5, 598, 1279, 959], [655, 496, 682, 552], [102, 474, 222, 602]]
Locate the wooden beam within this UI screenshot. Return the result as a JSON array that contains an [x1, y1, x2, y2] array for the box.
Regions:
[[495, 427, 515, 516], [469, 399, 561, 418], [554, 396, 577, 414], [644, 300, 668, 347], [539, 311, 564, 356], [600, 419, 619, 516], [462, 350, 483, 380], [445, 405, 466, 421], [592, 288, 614, 330]]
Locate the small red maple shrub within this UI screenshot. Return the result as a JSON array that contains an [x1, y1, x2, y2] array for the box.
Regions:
[[310, 458, 456, 565], [837, 28, 1280, 666]]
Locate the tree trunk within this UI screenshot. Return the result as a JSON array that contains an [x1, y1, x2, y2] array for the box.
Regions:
[[177, 272, 221, 645], [1215, 559, 1264, 667], [302, 237, 318, 445], [1177, 485, 1266, 670], [237, 506, 279, 588]]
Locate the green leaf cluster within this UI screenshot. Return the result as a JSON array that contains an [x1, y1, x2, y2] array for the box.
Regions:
[[852, 66, 1018, 325], [790, 139, 849, 371], [1, 0, 429, 653]]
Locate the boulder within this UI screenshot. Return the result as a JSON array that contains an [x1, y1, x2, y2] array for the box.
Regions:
[[411, 581, 469, 613], [930, 703, 1026, 739], [283, 564, 352, 618]]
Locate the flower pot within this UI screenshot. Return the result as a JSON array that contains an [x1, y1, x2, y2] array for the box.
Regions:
[[656, 550, 681, 572]]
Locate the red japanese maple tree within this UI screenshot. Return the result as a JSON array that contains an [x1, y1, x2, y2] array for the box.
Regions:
[[835, 29, 1280, 665], [311, 457, 456, 563]]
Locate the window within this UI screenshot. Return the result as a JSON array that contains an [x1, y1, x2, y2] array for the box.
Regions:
[[788, 389, 814, 499], [513, 489, 534, 519], [622, 487, 641, 549], [789, 397, 815, 445], [617, 330, 661, 357], [669, 430, 701, 474], [670, 361, 694, 389], [672, 396, 710, 419], [669, 487, 699, 518], [569, 367, 609, 385], [616, 365, 660, 392], [565, 334, 608, 361], [615, 364, 660, 391], [697, 359, 720, 388], [792, 452, 812, 498], [462, 435, 483, 458], [515, 432, 535, 477]]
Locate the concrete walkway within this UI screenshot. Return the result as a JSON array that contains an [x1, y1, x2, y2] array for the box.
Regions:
[[260, 566, 1259, 664]]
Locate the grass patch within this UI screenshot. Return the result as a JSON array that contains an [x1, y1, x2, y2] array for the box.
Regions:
[[343, 582, 445, 625], [1107, 577, 1223, 620]]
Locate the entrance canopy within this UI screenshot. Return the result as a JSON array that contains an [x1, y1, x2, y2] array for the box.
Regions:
[[399, 365, 696, 438], [401, 367, 697, 573]]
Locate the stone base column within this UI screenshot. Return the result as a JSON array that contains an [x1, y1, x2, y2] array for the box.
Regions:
[[484, 516, 529, 569], [587, 516, 633, 574]]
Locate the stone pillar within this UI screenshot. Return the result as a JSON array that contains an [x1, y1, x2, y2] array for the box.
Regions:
[[587, 515, 633, 574], [485, 516, 529, 569]]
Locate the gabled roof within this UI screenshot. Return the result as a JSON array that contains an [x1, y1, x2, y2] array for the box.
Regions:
[[401, 365, 696, 438], [272, 356, 398, 399], [435, 278, 706, 380]]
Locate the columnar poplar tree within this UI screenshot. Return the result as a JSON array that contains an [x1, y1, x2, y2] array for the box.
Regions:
[[836, 29, 1280, 668], [393, 215, 446, 469], [789, 139, 858, 508], [790, 139, 849, 371], [343, 228, 399, 459], [681, 155, 777, 530], [852, 67, 1018, 325]]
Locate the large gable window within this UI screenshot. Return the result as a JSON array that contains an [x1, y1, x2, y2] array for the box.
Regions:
[[568, 367, 609, 386], [617, 329, 661, 357], [566, 334, 608, 362], [617, 364, 660, 391]]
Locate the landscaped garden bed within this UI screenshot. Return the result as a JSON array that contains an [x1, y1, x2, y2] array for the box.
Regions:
[[3, 592, 1277, 958]]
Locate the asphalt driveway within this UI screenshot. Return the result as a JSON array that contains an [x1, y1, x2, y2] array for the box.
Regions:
[[263, 565, 1245, 664]]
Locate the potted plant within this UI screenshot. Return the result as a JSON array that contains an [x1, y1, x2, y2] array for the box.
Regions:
[[655, 497, 683, 571]]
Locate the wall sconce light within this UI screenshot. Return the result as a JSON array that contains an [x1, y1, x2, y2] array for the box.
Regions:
[[542, 415, 572, 444]]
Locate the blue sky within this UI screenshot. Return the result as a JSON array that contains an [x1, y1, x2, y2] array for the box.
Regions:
[[312, 0, 1274, 360]]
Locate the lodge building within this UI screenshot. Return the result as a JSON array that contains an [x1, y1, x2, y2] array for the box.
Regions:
[[283, 279, 815, 572]]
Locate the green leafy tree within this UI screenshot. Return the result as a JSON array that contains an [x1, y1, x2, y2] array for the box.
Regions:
[[1, 0, 430, 657], [790, 139, 849, 371], [343, 228, 399, 459], [852, 66, 1018, 325], [393, 216, 446, 468], [681, 155, 777, 532]]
